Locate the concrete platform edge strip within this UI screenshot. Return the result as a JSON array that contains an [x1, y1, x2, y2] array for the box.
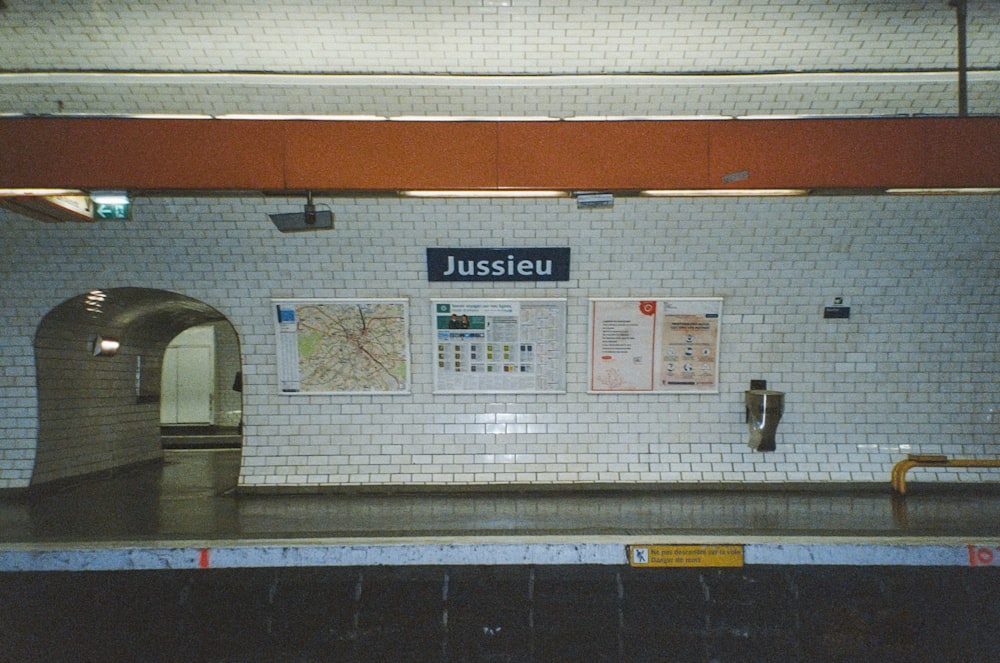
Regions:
[[2, 539, 999, 572]]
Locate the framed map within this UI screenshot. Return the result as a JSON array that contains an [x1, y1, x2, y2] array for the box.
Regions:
[[432, 299, 567, 394], [273, 299, 410, 394], [589, 298, 722, 394]]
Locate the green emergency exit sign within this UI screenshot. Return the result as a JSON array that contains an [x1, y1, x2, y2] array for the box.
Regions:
[[94, 201, 130, 219], [90, 192, 131, 220]]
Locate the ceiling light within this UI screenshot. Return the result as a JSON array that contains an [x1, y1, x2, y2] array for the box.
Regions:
[[389, 116, 558, 122], [641, 189, 809, 197], [885, 187, 1000, 195], [90, 191, 130, 205], [217, 114, 386, 121], [45, 194, 93, 218], [92, 335, 120, 357], [565, 115, 731, 121], [400, 190, 569, 198], [0, 195, 94, 222], [0, 188, 84, 197], [124, 114, 215, 120], [0, 189, 93, 221]]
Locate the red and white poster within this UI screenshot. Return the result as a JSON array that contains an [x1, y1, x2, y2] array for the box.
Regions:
[[589, 298, 722, 394]]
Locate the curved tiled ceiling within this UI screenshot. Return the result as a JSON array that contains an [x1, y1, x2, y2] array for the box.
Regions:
[[39, 288, 228, 346], [2, 1, 993, 74], [1, 1, 998, 117]]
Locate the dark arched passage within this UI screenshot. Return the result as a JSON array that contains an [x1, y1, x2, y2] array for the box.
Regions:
[[32, 287, 241, 485]]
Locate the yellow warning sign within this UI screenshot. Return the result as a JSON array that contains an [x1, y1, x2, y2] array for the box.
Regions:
[[627, 544, 744, 568]]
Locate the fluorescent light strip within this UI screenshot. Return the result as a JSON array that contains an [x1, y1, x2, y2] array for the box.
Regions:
[[120, 113, 214, 120], [0, 188, 84, 197], [4, 71, 998, 88], [642, 189, 809, 197], [400, 190, 569, 198], [90, 191, 130, 205], [886, 187, 1000, 195], [45, 194, 93, 218], [566, 115, 732, 121], [48, 112, 215, 120], [218, 114, 385, 121], [389, 115, 558, 122]]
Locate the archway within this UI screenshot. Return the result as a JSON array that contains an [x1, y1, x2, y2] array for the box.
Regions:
[[32, 288, 242, 486]]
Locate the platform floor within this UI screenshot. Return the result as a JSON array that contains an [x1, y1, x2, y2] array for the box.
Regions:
[[3, 449, 1000, 541]]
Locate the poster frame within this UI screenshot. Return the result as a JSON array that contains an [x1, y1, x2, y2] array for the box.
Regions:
[[431, 297, 568, 395], [272, 297, 411, 395], [588, 297, 723, 395]]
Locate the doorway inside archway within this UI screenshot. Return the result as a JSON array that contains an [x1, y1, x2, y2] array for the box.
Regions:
[[160, 321, 243, 449]]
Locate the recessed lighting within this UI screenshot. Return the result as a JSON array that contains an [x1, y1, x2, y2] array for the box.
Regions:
[[641, 189, 809, 197], [400, 190, 569, 198], [886, 187, 1000, 195], [0, 188, 83, 197], [389, 116, 558, 122], [217, 114, 385, 121]]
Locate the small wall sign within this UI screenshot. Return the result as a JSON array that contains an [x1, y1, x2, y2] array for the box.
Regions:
[[628, 544, 744, 568], [426, 247, 571, 282]]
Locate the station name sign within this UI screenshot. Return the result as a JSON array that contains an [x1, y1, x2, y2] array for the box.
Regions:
[[426, 247, 571, 282]]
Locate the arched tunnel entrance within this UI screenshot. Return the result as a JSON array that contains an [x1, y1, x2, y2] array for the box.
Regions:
[[32, 287, 242, 487]]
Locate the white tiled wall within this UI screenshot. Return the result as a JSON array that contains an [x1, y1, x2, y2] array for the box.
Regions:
[[34, 324, 162, 485], [0, 319, 38, 487], [1, 0, 998, 489], [2, 194, 997, 488]]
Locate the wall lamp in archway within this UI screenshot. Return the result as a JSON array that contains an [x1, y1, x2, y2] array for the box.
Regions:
[[92, 335, 120, 357]]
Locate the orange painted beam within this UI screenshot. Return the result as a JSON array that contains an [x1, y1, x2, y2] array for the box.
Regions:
[[707, 117, 1000, 189], [498, 118, 1000, 191], [282, 121, 497, 190], [1, 116, 998, 192], [708, 119, 926, 189], [915, 117, 1000, 188], [0, 118, 286, 190], [497, 121, 710, 190]]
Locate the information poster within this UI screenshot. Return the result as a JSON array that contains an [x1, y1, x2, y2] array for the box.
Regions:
[[274, 299, 410, 394], [433, 299, 567, 393], [589, 298, 722, 393]]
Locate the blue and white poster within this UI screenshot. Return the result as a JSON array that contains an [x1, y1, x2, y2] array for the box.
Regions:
[[432, 299, 567, 394]]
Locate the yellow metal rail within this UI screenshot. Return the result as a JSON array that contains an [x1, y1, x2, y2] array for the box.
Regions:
[[891, 454, 1000, 495]]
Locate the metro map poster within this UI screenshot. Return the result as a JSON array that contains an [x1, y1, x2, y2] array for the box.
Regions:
[[273, 298, 410, 394], [589, 298, 722, 394], [432, 299, 567, 394]]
